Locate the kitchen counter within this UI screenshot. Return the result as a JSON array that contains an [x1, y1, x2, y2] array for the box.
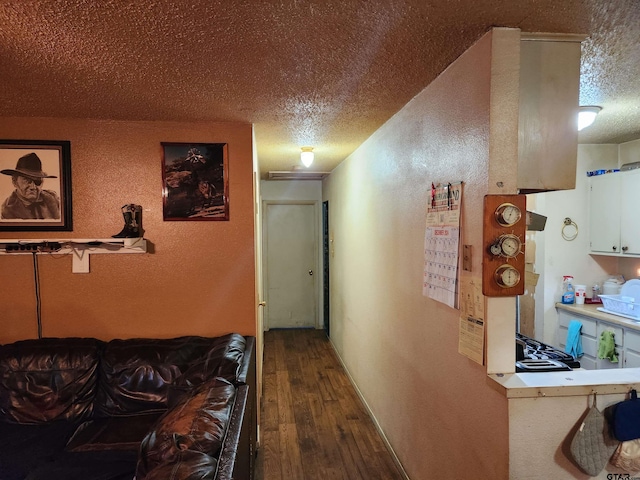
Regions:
[[486, 303, 640, 398], [488, 368, 640, 398], [556, 302, 640, 331]]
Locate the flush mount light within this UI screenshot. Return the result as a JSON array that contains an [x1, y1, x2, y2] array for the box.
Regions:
[[578, 106, 602, 131], [300, 146, 314, 167]]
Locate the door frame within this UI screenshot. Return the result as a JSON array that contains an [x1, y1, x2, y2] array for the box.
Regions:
[[322, 200, 330, 337], [261, 199, 322, 331]]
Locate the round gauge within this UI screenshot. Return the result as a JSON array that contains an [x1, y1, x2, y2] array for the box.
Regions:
[[489, 243, 502, 256], [498, 234, 522, 258], [494, 203, 522, 227], [494, 264, 521, 288]]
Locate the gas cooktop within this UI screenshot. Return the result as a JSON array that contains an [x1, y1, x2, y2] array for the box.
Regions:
[[516, 333, 580, 372]]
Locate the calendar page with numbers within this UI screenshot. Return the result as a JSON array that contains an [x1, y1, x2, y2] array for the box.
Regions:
[[423, 182, 463, 308]]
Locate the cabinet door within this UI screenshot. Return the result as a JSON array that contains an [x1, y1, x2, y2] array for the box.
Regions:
[[625, 349, 640, 368], [620, 170, 640, 255], [589, 173, 621, 253], [557, 310, 598, 369], [624, 330, 640, 368]]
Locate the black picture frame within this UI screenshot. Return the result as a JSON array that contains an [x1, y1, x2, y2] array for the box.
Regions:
[[0, 140, 72, 231], [161, 142, 229, 221]]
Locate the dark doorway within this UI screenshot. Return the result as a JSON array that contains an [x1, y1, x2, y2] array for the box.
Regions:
[[322, 201, 330, 337]]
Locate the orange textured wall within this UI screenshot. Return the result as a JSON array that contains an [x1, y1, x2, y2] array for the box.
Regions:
[[0, 118, 256, 342]]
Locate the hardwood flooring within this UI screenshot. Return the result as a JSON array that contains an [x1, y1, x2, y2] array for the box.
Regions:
[[254, 328, 406, 480]]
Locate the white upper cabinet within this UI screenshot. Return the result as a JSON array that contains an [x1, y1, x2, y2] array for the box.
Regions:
[[590, 170, 640, 256], [620, 170, 640, 255], [590, 173, 622, 253]]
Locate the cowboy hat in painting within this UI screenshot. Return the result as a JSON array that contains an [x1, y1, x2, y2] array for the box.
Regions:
[[0, 153, 57, 179]]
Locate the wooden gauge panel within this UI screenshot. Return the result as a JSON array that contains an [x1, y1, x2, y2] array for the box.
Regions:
[[482, 194, 526, 296]]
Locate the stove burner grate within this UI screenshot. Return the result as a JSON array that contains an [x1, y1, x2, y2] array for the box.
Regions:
[[516, 333, 580, 371]]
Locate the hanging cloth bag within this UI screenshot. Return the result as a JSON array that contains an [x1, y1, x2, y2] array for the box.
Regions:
[[613, 389, 640, 441], [569, 393, 618, 476]]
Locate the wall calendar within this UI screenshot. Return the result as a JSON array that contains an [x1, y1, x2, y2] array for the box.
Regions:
[[423, 181, 463, 309]]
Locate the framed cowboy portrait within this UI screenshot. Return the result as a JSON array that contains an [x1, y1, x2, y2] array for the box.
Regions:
[[161, 142, 229, 221], [0, 140, 72, 231]]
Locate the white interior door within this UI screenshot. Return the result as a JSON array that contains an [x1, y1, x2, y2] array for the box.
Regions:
[[264, 203, 317, 329]]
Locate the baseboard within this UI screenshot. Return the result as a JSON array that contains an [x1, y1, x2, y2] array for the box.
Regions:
[[327, 337, 411, 480]]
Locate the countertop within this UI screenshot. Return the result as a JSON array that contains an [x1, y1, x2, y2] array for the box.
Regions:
[[489, 368, 640, 398], [486, 302, 640, 398], [556, 302, 640, 331]]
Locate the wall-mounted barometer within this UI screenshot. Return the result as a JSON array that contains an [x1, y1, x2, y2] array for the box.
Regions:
[[494, 264, 521, 288], [489, 234, 523, 258], [482, 195, 526, 296], [494, 203, 522, 227]]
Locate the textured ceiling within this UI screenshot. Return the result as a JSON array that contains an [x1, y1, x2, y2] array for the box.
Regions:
[[1, 1, 639, 177]]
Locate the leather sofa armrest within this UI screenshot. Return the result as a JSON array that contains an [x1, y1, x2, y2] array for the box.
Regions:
[[216, 384, 252, 480], [237, 336, 255, 386]]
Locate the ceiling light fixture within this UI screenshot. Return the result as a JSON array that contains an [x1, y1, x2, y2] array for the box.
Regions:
[[578, 106, 602, 131], [300, 146, 314, 168]]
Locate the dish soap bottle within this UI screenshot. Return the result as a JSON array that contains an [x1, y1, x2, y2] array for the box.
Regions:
[[562, 276, 575, 304]]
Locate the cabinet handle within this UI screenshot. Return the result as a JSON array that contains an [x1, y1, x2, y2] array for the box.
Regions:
[[613, 246, 617, 251], [622, 246, 629, 252]]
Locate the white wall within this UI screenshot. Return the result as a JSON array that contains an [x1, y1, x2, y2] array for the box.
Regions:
[[531, 144, 618, 344], [261, 179, 322, 202]]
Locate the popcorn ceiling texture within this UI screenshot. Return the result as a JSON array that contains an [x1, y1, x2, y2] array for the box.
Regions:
[[0, 0, 638, 176]]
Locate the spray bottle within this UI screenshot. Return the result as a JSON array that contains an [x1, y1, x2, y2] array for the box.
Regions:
[[562, 276, 575, 304]]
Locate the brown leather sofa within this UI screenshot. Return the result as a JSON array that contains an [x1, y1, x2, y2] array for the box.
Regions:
[[0, 333, 256, 480]]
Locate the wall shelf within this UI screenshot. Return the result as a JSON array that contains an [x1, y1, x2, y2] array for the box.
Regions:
[[0, 238, 147, 273], [590, 252, 640, 259]]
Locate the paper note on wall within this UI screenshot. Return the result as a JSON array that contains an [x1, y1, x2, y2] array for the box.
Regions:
[[459, 276, 484, 320], [458, 316, 485, 365]]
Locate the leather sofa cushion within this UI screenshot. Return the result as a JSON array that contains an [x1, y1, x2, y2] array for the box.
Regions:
[[22, 449, 138, 480], [66, 412, 162, 451], [96, 336, 215, 417], [140, 450, 217, 480], [136, 378, 235, 478], [0, 338, 104, 424], [0, 421, 79, 479], [169, 334, 246, 408], [175, 333, 247, 388]]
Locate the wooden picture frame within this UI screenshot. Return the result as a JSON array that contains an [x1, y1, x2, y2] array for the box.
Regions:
[[161, 142, 229, 221], [0, 140, 72, 231]]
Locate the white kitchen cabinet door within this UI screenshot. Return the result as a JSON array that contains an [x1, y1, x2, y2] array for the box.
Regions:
[[620, 170, 640, 255], [589, 173, 621, 253], [557, 310, 598, 369], [624, 330, 640, 368], [625, 349, 640, 368]]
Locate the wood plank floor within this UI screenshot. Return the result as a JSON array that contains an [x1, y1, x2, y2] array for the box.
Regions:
[[254, 329, 406, 480]]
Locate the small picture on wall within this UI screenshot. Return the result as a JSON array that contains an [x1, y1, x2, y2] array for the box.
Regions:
[[161, 142, 229, 221], [0, 140, 72, 231]]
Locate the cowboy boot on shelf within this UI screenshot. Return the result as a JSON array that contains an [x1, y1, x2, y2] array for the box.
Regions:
[[112, 204, 143, 238], [132, 204, 143, 237]]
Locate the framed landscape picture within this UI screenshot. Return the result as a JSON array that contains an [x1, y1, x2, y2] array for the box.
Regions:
[[0, 140, 72, 231], [161, 142, 229, 221]]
